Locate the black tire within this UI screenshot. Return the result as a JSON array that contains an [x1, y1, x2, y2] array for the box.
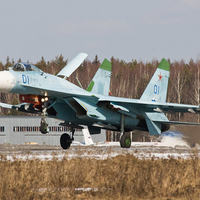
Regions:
[[60, 133, 72, 149], [120, 133, 131, 148]]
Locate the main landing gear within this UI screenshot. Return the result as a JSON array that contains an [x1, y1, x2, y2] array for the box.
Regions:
[[60, 128, 75, 149], [120, 114, 131, 148], [120, 133, 131, 148]]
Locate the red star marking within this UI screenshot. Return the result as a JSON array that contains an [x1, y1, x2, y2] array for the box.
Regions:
[[158, 73, 163, 81]]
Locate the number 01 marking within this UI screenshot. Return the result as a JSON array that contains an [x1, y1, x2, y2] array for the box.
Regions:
[[154, 85, 160, 94], [22, 75, 29, 84]]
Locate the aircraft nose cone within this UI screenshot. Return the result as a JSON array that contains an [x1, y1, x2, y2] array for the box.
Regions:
[[0, 71, 16, 93]]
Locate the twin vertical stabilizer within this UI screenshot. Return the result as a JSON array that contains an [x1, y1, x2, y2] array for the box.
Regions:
[[140, 59, 170, 103], [87, 59, 112, 96], [140, 59, 170, 135]]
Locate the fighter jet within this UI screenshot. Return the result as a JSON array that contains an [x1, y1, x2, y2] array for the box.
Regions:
[[0, 53, 199, 149]]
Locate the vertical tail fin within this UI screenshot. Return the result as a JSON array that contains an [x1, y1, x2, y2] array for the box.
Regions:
[[140, 58, 170, 103], [82, 128, 94, 145], [87, 59, 112, 95]]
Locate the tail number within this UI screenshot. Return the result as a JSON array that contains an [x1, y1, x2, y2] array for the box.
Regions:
[[22, 75, 29, 84], [154, 85, 160, 94]]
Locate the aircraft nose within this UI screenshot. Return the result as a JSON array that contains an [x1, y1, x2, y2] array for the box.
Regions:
[[0, 71, 16, 93]]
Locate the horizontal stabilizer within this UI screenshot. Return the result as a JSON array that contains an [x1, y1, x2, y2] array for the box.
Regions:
[[145, 118, 161, 135], [155, 121, 200, 126], [57, 53, 88, 79], [145, 112, 168, 135], [145, 111, 200, 135]]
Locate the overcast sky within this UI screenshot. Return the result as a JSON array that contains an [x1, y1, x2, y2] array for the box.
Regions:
[[0, 0, 200, 64]]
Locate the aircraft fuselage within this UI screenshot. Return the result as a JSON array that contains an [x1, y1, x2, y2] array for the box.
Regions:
[[0, 67, 145, 133]]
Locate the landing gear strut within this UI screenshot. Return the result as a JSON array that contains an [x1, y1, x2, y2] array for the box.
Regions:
[[60, 128, 75, 150], [119, 114, 131, 148], [40, 100, 49, 134]]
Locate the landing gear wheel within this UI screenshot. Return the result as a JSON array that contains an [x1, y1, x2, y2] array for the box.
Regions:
[[120, 133, 131, 148], [60, 133, 72, 149]]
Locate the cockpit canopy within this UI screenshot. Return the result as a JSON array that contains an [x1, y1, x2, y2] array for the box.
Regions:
[[12, 62, 42, 72]]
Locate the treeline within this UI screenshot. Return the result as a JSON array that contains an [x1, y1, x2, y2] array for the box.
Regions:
[[0, 55, 200, 122]]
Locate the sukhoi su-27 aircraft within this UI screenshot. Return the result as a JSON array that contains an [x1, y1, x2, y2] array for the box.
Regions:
[[0, 53, 199, 149]]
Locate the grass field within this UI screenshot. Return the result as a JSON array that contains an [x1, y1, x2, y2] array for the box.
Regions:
[[0, 149, 200, 200]]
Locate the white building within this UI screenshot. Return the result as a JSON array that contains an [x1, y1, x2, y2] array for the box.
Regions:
[[0, 116, 106, 145]]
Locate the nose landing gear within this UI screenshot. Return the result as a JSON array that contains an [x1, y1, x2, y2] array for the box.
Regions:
[[40, 117, 49, 134], [40, 100, 49, 134]]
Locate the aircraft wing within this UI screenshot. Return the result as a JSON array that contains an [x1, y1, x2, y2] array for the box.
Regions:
[[57, 53, 88, 78], [0, 102, 39, 113], [97, 96, 200, 136], [98, 96, 200, 114], [0, 102, 27, 109], [21, 83, 92, 100]]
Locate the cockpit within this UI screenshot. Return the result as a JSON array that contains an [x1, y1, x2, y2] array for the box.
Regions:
[[12, 62, 41, 72]]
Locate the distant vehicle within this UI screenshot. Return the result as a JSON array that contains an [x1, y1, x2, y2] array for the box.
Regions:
[[0, 53, 199, 149]]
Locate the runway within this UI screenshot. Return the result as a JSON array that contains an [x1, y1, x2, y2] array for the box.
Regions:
[[0, 141, 199, 161]]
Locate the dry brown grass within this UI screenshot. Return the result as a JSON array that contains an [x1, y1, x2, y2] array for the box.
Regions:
[[0, 150, 200, 200]]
